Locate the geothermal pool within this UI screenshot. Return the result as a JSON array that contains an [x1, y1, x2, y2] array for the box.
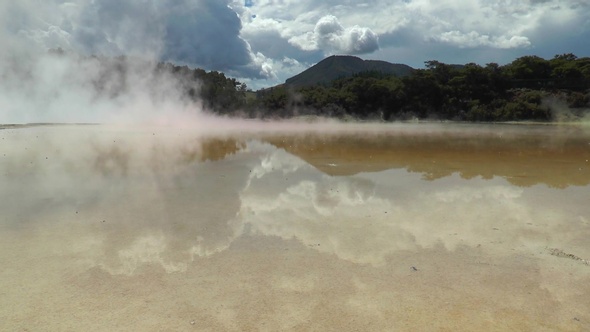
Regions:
[[1, 122, 589, 331]]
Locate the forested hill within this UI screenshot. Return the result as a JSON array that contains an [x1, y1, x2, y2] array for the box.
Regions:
[[285, 55, 414, 87], [256, 54, 590, 121]]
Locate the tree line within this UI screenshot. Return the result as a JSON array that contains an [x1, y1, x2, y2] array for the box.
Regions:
[[47, 49, 590, 121], [253, 54, 590, 121]]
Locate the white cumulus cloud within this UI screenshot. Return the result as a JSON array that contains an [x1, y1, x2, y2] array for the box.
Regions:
[[2, 0, 590, 88], [289, 15, 379, 55], [437, 30, 531, 49]]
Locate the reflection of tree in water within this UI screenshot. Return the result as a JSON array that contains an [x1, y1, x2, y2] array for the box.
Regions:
[[2, 129, 253, 275], [92, 142, 131, 176], [265, 127, 590, 189], [179, 138, 246, 163], [90, 136, 247, 175]]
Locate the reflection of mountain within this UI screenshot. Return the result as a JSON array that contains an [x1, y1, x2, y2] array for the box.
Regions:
[[238, 140, 589, 267], [264, 126, 590, 188]]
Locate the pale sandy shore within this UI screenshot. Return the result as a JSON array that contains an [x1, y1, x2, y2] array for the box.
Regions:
[[1, 123, 589, 331]]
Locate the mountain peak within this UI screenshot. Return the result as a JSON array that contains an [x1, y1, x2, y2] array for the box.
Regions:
[[285, 55, 414, 87]]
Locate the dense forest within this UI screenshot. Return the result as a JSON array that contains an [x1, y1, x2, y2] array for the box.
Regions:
[[48, 49, 590, 122], [254, 54, 590, 121]]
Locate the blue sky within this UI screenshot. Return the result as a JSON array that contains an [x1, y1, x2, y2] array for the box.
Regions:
[[2, 0, 590, 90]]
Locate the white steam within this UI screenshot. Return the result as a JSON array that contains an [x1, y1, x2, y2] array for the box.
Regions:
[[0, 0, 208, 125], [0, 51, 205, 124]]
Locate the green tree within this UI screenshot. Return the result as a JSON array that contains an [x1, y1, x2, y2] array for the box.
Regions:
[[505, 55, 551, 80]]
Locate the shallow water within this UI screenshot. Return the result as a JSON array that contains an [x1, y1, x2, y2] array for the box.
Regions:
[[1, 123, 589, 331]]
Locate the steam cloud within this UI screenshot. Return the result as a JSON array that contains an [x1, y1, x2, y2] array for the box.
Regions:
[[0, 50, 204, 124], [0, 1, 218, 125]]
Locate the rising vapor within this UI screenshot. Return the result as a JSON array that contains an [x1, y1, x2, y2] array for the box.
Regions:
[[0, 50, 204, 124]]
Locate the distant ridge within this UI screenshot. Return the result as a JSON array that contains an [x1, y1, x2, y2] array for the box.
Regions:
[[285, 55, 414, 87]]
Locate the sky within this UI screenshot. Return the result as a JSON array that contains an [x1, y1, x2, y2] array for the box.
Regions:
[[2, 0, 590, 90]]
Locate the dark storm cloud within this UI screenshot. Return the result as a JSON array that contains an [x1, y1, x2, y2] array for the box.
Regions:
[[73, 0, 163, 56], [76, 0, 269, 77], [4, 0, 271, 79], [523, 7, 590, 59], [161, 0, 254, 71]]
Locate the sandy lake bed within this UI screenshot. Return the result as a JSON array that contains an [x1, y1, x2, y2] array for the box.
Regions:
[[1, 122, 589, 331]]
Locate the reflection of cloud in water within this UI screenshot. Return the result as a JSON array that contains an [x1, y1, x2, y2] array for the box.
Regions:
[[0, 126, 254, 275], [240, 144, 588, 266], [266, 125, 590, 188], [3, 124, 590, 331], [435, 185, 522, 202], [103, 234, 189, 274], [3, 125, 589, 275]]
